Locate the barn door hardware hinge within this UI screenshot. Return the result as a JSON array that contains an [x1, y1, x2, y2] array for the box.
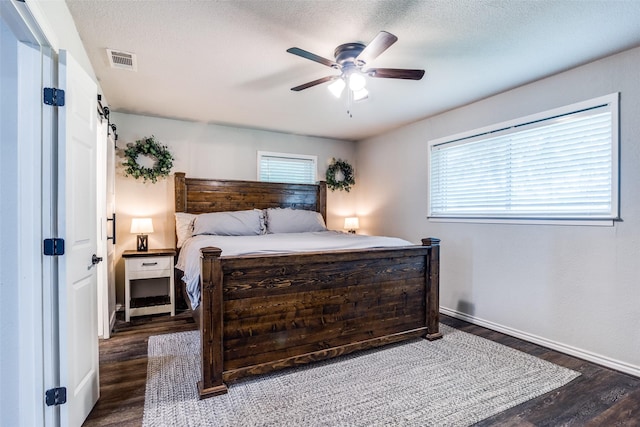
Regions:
[[43, 238, 65, 256], [45, 387, 67, 406], [43, 88, 65, 107]]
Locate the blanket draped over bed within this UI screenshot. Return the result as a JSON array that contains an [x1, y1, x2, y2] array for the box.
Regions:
[[177, 231, 416, 310], [173, 172, 441, 399]]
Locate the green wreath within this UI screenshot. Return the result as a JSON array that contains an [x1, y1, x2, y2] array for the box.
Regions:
[[326, 158, 355, 192], [123, 136, 174, 183]]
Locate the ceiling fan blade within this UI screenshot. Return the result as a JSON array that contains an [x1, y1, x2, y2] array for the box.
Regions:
[[290, 76, 337, 91], [356, 31, 398, 65], [287, 47, 339, 69], [367, 68, 425, 80]]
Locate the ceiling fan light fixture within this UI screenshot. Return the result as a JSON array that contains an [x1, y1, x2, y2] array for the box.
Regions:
[[328, 78, 346, 98], [286, 30, 423, 111], [348, 72, 367, 91], [353, 87, 369, 102]]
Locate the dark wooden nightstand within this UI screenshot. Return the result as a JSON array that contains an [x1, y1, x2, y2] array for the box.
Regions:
[[123, 249, 176, 322]]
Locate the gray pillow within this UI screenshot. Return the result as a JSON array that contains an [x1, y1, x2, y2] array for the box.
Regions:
[[193, 209, 264, 236], [266, 208, 327, 234]]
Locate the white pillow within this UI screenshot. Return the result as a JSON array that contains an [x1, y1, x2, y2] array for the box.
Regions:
[[193, 209, 264, 236], [265, 208, 327, 234], [175, 212, 197, 248]]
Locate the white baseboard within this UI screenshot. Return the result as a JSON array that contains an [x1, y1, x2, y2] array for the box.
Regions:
[[440, 307, 640, 378]]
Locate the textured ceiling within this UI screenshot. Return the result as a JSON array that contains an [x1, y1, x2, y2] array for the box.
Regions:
[[66, 0, 640, 141]]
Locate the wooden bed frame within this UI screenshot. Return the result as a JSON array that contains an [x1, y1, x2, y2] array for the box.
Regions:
[[174, 172, 442, 399]]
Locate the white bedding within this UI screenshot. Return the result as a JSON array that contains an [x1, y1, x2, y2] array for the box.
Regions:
[[176, 231, 413, 310]]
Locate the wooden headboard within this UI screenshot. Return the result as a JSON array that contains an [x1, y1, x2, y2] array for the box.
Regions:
[[174, 172, 327, 221]]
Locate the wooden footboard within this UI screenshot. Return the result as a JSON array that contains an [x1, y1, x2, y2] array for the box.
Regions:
[[197, 237, 441, 399]]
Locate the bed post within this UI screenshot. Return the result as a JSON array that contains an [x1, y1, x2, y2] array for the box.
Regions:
[[318, 181, 327, 223], [198, 246, 228, 398], [422, 237, 443, 341], [175, 172, 186, 213]]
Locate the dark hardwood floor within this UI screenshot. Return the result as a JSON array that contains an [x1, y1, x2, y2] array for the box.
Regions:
[[83, 312, 640, 426], [83, 311, 197, 427], [444, 316, 640, 427]]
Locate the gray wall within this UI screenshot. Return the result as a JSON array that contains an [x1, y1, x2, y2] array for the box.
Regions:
[[111, 112, 356, 304], [356, 46, 640, 375]]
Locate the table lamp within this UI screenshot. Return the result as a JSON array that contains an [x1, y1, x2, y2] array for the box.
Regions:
[[130, 217, 153, 251], [344, 217, 360, 234]]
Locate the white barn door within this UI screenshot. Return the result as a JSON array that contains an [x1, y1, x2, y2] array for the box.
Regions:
[[97, 117, 117, 339], [57, 49, 100, 427], [106, 129, 117, 334]]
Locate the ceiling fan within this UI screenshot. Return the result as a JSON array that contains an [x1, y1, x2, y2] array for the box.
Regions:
[[287, 31, 425, 100]]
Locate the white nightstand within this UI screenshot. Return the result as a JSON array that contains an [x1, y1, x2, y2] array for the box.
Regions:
[[123, 249, 176, 322]]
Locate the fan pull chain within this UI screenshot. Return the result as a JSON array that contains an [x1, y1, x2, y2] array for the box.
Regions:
[[345, 87, 353, 118]]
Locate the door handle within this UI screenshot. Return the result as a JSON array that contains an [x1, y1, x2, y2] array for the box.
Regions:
[[106, 213, 116, 244], [88, 254, 104, 270]]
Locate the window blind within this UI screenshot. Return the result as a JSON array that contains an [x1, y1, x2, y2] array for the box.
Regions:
[[258, 152, 317, 184], [429, 97, 618, 220]]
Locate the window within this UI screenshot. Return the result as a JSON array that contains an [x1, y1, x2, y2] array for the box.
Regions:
[[258, 151, 317, 184], [428, 93, 619, 223]]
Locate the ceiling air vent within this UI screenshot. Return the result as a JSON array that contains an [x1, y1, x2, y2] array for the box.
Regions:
[[106, 49, 137, 71]]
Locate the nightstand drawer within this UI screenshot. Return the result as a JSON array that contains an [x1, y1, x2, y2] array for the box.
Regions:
[[126, 256, 172, 272]]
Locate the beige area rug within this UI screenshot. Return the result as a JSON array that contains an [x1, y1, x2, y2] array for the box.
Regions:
[[143, 324, 579, 426]]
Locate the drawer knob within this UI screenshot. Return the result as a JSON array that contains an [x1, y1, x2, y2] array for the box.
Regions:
[[142, 262, 158, 266]]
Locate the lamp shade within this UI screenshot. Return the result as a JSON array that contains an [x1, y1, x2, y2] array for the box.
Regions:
[[348, 72, 366, 91], [130, 218, 154, 234], [353, 88, 369, 101], [344, 217, 360, 231], [328, 78, 346, 98]]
